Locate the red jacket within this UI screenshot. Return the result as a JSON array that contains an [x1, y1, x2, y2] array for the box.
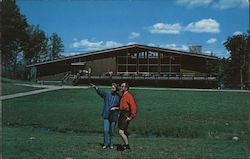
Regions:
[[119, 91, 137, 119]]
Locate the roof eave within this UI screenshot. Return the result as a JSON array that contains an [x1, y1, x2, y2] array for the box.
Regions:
[[26, 44, 218, 67]]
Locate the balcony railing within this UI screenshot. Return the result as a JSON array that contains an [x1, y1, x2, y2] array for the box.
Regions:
[[80, 72, 217, 81]]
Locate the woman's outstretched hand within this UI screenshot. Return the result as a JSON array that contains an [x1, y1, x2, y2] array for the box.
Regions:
[[89, 83, 97, 89]]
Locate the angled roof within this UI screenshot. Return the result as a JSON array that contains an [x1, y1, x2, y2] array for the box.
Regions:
[[26, 44, 218, 67]]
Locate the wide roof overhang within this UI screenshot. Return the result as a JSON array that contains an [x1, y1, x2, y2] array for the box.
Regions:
[[26, 44, 218, 67]]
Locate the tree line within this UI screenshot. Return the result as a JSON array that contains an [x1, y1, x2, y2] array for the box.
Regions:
[[1, 0, 64, 79], [206, 31, 249, 90], [222, 31, 250, 89]]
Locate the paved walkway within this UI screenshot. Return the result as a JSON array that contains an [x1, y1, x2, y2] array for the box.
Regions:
[[1, 87, 62, 100], [1, 84, 89, 101], [15, 83, 89, 89]]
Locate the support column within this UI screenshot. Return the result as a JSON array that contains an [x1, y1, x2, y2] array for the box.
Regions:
[[147, 51, 149, 73], [126, 51, 128, 73], [158, 52, 161, 75], [31, 66, 37, 80], [136, 52, 139, 75], [115, 55, 118, 74]]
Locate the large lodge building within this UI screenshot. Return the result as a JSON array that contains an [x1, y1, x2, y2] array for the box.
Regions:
[[27, 44, 218, 88]]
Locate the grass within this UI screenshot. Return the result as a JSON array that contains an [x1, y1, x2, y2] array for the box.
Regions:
[[3, 127, 249, 159], [2, 85, 250, 158], [3, 89, 249, 138], [1, 78, 43, 96]]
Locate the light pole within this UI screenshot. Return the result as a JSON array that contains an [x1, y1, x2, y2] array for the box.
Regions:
[[248, 0, 250, 89]]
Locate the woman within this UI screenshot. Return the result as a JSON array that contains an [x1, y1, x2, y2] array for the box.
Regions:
[[90, 83, 120, 149]]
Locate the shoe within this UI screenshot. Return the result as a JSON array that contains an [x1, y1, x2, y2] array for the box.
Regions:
[[123, 144, 130, 150], [103, 145, 108, 149], [118, 144, 130, 151], [110, 145, 114, 149]]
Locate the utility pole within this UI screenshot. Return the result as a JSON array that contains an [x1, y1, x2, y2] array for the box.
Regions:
[[248, 0, 250, 89]]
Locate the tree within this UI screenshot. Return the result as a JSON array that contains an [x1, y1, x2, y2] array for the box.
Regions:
[[23, 25, 49, 64], [206, 59, 219, 77], [217, 58, 232, 88], [247, 31, 250, 89], [224, 32, 249, 89], [1, 0, 64, 79], [49, 33, 64, 60], [1, 0, 28, 76]]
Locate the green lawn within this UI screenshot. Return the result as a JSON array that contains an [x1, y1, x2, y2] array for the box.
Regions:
[[3, 127, 249, 159], [1, 78, 43, 96], [2, 87, 250, 158]]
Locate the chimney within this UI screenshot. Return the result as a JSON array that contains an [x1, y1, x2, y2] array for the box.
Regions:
[[189, 45, 202, 54]]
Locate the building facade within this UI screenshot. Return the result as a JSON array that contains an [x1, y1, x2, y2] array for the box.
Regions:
[[27, 44, 218, 88]]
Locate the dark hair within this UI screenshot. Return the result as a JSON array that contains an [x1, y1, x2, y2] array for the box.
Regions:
[[122, 82, 129, 91], [112, 83, 119, 92]]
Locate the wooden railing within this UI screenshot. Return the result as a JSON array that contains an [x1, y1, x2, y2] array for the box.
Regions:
[[80, 73, 217, 81]]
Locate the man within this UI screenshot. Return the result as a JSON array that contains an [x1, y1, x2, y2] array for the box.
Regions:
[[90, 83, 120, 149], [116, 82, 137, 151]]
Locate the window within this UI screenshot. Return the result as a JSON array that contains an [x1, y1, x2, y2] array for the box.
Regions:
[[128, 66, 136, 72], [138, 66, 148, 72], [118, 66, 126, 72]]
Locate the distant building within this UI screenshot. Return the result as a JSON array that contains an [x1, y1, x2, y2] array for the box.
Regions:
[[27, 44, 218, 88]]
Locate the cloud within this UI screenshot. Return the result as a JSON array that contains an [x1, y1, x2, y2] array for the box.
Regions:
[[205, 50, 212, 54], [176, 0, 248, 9], [149, 19, 220, 35], [129, 32, 140, 39], [70, 39, 122, 51], [233, 31, 243, 35], [160, 43, 189, 51], [221, 40, 226, 45], [68, 52, 82, 56], [213, 0, 248, 10], [149, 23, 182, 34], [71, 39, 103, 48], [206, 38, 217, 44], [204, 50, 228, 58], [105, 41, 123, 48], [148, 43, 156, 47], [185, 18, 220, 33], [127, 42, 137, 45], [176, 0, 213, 7]]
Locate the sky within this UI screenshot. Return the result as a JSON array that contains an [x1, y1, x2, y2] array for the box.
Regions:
[[16, 0, 249, 58]]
